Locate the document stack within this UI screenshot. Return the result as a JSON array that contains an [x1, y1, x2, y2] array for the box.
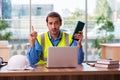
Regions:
[[95, 59, 119, 69]]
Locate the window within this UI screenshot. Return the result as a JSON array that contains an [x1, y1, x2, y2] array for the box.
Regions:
[[1, 0, 120, 61], [36, 7, 41, 16]]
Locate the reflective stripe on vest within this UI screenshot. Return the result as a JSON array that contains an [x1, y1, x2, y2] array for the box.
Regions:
[[36, 32, 73, 65]]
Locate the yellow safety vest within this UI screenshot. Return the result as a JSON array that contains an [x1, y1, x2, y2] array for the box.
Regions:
[[36, 32, 73, 65]]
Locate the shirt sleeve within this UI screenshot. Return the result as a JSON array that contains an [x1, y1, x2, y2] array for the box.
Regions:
[[71, 40, 84, 64], [27, 40, 42, 65]]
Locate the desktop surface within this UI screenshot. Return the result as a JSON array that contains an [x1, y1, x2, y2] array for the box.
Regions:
[[0, 63, 120, 75], [0, 63, 120, 80]]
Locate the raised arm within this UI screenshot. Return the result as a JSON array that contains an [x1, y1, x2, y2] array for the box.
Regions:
[[30, 26, 38, 46]]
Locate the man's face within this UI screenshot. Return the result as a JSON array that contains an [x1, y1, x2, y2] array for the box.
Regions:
[[47, 17, 62, 35]]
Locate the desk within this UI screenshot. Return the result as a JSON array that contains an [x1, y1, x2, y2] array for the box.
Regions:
[[0, 63, 120, 80], [101, 43, 120, 61]]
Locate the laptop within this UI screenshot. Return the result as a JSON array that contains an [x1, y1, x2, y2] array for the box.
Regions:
[[46, 46, 78, 68]]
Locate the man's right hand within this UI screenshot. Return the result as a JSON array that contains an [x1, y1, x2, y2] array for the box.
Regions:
[[30, 26, 38, 46]]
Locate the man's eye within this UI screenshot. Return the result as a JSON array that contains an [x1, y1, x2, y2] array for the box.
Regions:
[[55, 21, 59, 25], [49, 22, 52, 25]]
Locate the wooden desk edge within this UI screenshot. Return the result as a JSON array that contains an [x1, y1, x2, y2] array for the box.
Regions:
[[0, 70, 120, 77]]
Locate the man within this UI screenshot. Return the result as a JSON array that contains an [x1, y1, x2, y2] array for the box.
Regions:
[[27, 11, 84, 65]]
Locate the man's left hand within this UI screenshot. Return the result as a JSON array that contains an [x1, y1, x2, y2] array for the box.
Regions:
[[73, 31, 83, 48]]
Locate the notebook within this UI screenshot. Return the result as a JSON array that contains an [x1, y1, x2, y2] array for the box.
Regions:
[[46, 46, 78, 68]]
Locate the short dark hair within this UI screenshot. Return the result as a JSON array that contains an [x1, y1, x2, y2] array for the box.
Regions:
[[46, 12, 62, 22]]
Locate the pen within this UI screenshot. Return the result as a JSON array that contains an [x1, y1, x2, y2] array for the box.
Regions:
[[87, 63, 95, 67]]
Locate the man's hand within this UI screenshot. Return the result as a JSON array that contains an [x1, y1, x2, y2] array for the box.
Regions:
[[30, 26, 38, 46], [73, 31, 83, 48]]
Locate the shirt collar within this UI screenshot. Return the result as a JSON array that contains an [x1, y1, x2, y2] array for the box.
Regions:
[[48, 31, 62, 40]]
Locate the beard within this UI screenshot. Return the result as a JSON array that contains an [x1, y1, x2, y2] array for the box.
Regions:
[[50, 28, 59, 36]]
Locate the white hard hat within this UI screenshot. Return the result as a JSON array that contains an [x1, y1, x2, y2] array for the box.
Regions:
[[7, 55, 30, 70]]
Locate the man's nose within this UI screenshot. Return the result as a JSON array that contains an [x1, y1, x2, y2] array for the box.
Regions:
[[51, 23, 56, 28]]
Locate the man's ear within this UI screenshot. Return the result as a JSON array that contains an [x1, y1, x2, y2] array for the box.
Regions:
[[47, 23, 48, 26], [60, 22, 62, 26]]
